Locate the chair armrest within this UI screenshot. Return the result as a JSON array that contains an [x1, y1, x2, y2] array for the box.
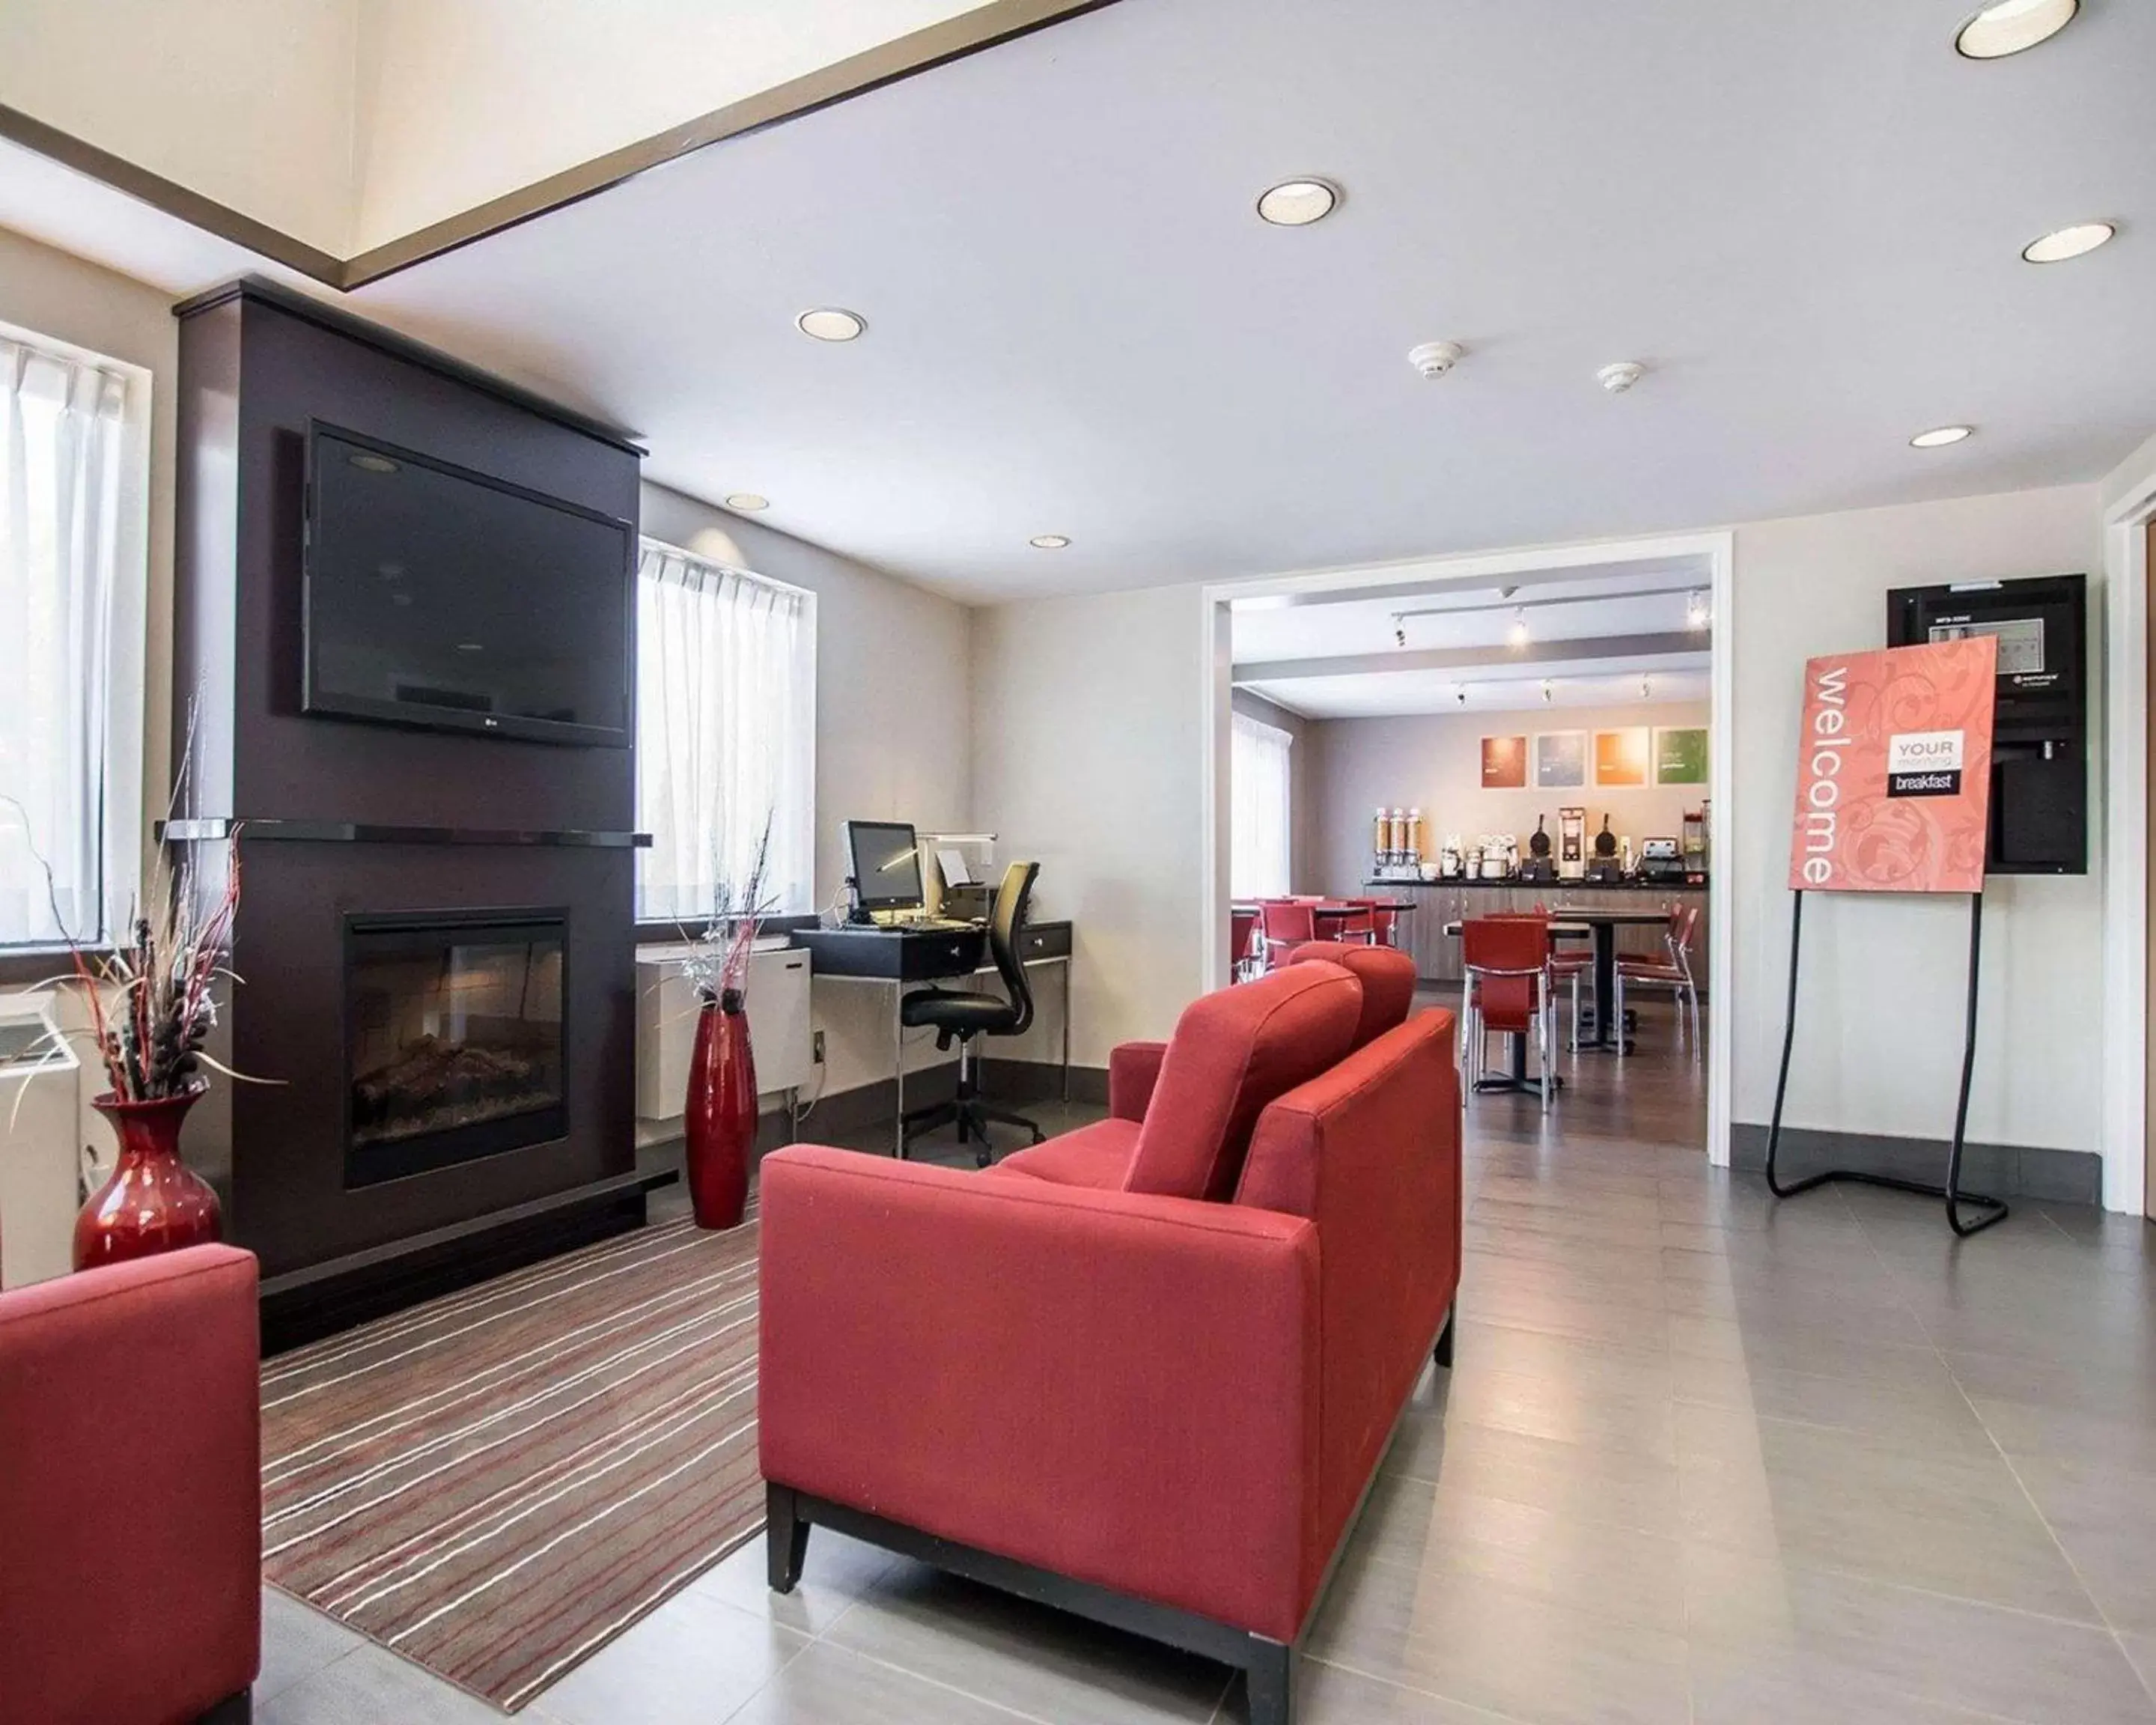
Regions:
[[0, 1245, 261, 1722], [1108, 1039, 1169, 1122], [758, 1146, 1321, 1641]]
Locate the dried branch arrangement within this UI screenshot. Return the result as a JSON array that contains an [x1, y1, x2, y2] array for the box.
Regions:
[[676, 812, 778, 1003]]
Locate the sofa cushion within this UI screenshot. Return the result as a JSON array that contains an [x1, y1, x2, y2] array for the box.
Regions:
[[1123, 962, 1362, 1202], [1288, 942, 1418, 1047], [989, 1118, 1140, 1190]]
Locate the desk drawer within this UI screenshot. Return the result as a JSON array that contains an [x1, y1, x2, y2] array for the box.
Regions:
[[1018, 922, 1072, 961]]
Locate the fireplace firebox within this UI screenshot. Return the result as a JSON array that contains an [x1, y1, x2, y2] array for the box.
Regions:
[[344, 910, 569, 1186]]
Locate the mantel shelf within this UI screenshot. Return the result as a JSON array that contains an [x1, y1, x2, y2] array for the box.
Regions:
[[157, 819, 651, 848]]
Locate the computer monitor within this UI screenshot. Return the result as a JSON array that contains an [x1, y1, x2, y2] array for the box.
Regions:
[[845, 820, 925, 914]]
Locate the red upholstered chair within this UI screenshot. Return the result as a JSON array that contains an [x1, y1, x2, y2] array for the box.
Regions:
[[1369, 904, 1401, 947], [1615, 902, 1702, 1053], [1231, 907, 1261, 982], [1461, 915, 1557, 1107], [1258, 900, 1317, 970], [758, 975, 1464, 1725], [0, 1246, 261, 1725], [1288, 940, 1417, 1049]]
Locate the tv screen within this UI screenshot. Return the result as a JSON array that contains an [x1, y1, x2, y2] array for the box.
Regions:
[[304, 422, 635, 746]]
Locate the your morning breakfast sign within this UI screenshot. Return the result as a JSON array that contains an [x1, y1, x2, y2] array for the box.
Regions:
[[1788, 635, 1998, 895]]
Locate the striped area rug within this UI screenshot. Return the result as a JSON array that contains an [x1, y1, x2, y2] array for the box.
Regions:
[[261, 1210, 763, 1711]]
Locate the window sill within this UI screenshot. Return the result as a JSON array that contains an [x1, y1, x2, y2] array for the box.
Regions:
[[0, 947, 107, 988]]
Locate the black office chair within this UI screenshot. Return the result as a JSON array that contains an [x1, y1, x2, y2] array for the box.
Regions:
[[899, 860, 1044, 1163]]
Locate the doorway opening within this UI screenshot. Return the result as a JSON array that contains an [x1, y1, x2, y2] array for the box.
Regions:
[[1205, 532, 1734, 1163]]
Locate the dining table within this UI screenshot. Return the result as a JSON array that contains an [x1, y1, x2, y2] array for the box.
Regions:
[[1234, 898, 1418, 947], [1444, 907, 1673, 1055]]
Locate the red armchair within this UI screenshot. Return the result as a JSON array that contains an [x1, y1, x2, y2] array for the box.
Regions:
[[758, 963, 1461, 1725], [0, 1246, 261, 1725]]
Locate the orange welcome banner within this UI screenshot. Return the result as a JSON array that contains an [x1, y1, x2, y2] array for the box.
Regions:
[[1788, 636, 1998, 895]]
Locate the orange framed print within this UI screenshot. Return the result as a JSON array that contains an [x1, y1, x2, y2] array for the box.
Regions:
[[1787, 635, 1998, 894], [1593, 727, 1650, 788], [1481, 734, 1528, 789]]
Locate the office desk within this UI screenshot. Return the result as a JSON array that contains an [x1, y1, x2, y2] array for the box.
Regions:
[[791, 921, 1074, 1157]]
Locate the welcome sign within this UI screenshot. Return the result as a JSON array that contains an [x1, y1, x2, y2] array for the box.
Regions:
[[1788, 635, 1998, 894]]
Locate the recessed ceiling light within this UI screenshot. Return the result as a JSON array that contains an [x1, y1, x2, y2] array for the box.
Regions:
[[456, 642, 485, 654], [1955, 0, 2077, 59], [725, 493, 770, 512], [796, 307, 865, 341], [1029, 534, 1071, 550], [2022, 220, 2116, 264], [1910, 425, 1976, 448], [1255, 178, 1339, 227], [1508, 608, 1530, 648]]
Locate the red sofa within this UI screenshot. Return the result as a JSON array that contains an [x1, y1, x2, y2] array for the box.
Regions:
[[0, 1246, 261, 1725], [759, 953, 1461, 1724]]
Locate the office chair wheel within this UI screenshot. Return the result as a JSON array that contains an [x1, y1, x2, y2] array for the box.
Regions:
[[975, 1146, 993, 1169], [1029, 1127, 1046, 1146]]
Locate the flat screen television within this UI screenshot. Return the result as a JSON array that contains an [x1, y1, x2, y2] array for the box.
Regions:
[[303, 421, 635, 746]]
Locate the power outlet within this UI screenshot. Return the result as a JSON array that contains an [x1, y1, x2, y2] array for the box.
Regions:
[[811, 1029, 826, 1065]]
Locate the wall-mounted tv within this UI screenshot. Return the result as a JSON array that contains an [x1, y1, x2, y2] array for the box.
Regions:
[[303, 421, 635, 747]]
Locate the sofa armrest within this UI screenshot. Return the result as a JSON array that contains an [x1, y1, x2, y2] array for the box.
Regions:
[[1108, 1040, 1169, 1122], [0, 1245, 261, 1723], [758, 1145, 1321, 1642]]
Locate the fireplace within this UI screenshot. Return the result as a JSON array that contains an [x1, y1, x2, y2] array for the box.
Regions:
[[344, 910, 569, 1187]]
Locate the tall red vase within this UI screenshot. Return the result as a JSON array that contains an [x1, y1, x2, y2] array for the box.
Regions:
[[73, 1087, 222, 1271], [683, 988, 756, 1230]]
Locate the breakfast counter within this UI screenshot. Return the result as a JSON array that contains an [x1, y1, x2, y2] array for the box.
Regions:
[[1363, 877, 1708, 985]]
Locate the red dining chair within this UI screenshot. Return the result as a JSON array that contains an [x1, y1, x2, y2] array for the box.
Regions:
[[1330, 898, 1377, 944], [1529, 902, 1595, 1051], [1461, 915, 1556, 1108], [1613, 903, 1701, 1053], [1370, 904, 1401, 947], [1258, 899, 1317, 970], [1230, 908, 1260, 982]]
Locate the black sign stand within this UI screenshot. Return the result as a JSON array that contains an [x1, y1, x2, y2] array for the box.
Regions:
[[1764, 889, 2008, 1237]]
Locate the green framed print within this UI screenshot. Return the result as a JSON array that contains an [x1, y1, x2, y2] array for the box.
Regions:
[[1655, 726, 1710, 785]]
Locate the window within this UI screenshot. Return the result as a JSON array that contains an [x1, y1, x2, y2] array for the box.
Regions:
[[635, 539, 814, 923], [0, 328, 144, 949], [1231, 711, 1294, 899]]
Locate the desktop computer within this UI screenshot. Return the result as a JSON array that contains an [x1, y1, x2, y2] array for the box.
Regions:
[[843, 821, 979, 929]]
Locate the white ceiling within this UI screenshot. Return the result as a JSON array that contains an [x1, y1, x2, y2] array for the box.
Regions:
[[1231, 574, 1709, 666], [4, 0, 2152, 604], [1245, 665, 1711, 721]]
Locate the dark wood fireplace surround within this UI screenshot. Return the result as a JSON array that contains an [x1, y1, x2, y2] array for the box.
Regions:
[[173, 277, 669, 1351]]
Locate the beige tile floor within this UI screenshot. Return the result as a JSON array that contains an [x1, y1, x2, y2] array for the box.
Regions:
[[258, 1005, 2156, 1724]]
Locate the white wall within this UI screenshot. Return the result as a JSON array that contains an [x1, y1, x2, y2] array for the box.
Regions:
[[639, 484, 973, 1101], [1729, 484, 2104, 1158], [1305, 698, 1712, 897], [972, 583, 1208, 1067], [349, 0, 991, 252], [0, 0, 361, 255], [969, 483, 2117, 1186]]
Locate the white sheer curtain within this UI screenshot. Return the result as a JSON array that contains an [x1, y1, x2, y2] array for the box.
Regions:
[[1231, 711, 1294, 900], [0, 335, 130, 947], [636, 541, 815, 922]]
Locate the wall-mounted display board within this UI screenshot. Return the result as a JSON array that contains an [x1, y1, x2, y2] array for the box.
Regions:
[[1480, 735, 1528, 788], [1533, 731, 1586, 788], [1654, 727, 1709, 785], [1593, 728, 1651, 788]]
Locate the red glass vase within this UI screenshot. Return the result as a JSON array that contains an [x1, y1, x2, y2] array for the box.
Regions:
[[683, 988, 756, 1230], [73, 1087, 222, 1271]]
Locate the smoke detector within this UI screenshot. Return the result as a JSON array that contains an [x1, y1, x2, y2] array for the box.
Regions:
[[1408, 341, 1465, 380], [1598, 361, 1645, 395]]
